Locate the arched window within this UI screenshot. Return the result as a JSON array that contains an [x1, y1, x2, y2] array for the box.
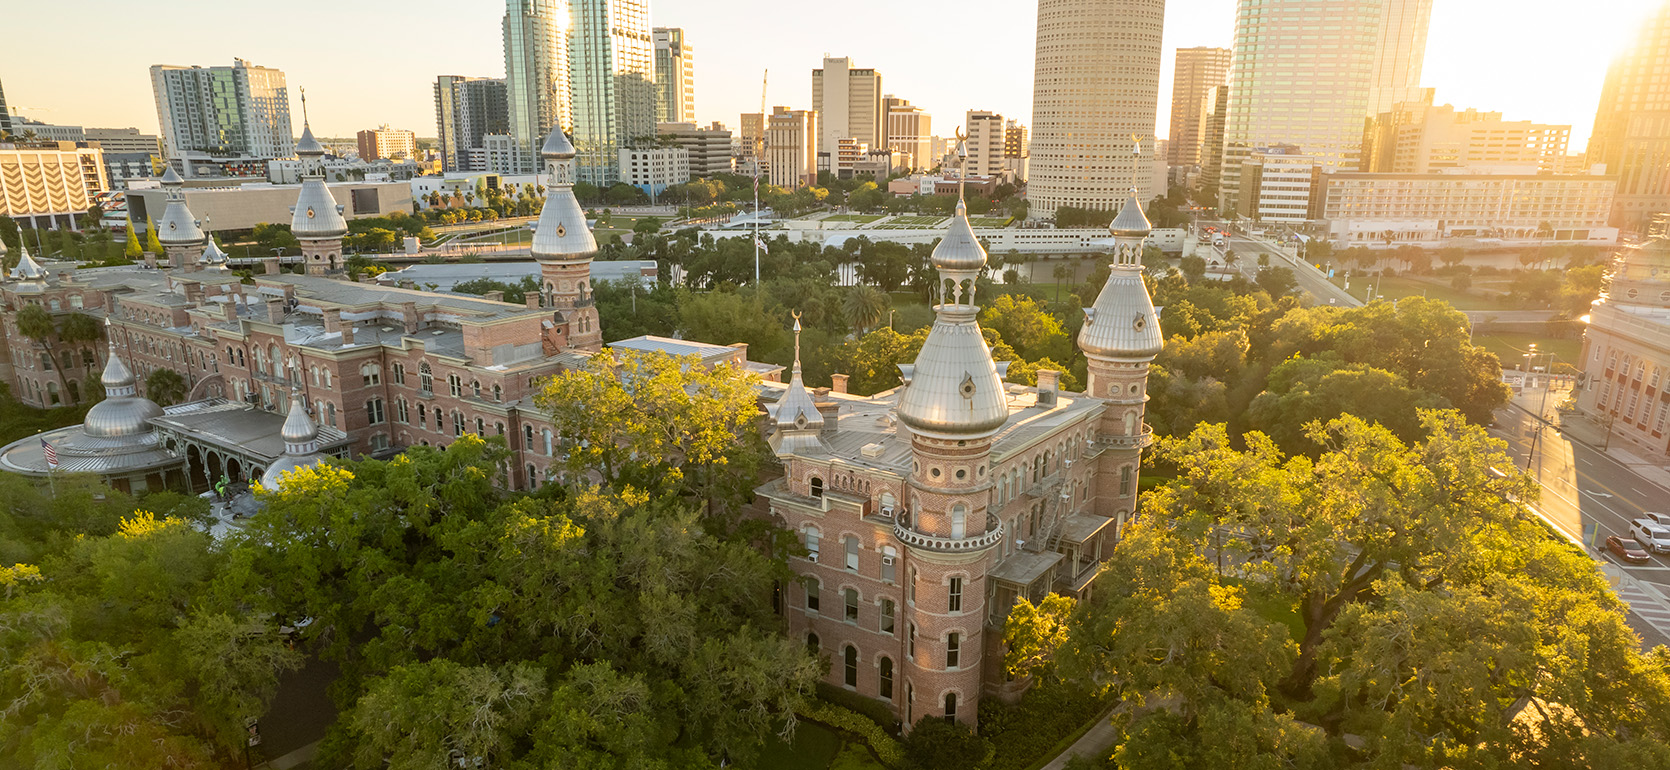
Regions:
[[844, 588, 859, 622], [475, 417, 485, 436], [326, 402, 337, 427], [419, 363, 433, 393], [844, 646, 858, 687], [361, 363, 380, 386], [879, 657, 894, 700], [810, 476, 824, 498], [526, 464, 537, 489], [949, 577, 963, 613], [543, 429, 553, 456], [493, 383, 503, 402], [391, 362, 405, 385], [1120, 466, 1132, 497], [951, 505, 967, 539], [807, 633, 820, 653], [805, 527, 821, 561], [524, 424, 534, 449], [845, 535, 859, 570], [944, 692, 957, 722], [472, 380, 481, 398]]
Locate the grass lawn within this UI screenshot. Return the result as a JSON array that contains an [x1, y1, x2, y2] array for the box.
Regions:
[[1328, 274, 1508, 311], [874, 216, 947, 229], [1474, 332, 1582, 369], [825, 214, 884, 223], [753, 721, 886, 770], [967, 216, 1014, 228], [458, 229, 531, 246]]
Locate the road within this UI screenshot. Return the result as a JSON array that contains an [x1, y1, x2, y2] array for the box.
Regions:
[[1490, 390, 1670, 648], [1223, 233, 1361, 307]]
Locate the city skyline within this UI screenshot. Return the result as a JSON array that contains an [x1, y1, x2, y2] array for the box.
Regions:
[[1, 0, 1658, 153]]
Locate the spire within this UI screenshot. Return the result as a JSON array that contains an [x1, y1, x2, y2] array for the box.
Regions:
[[280, 388, 320, 454], [295, 89, 325, 159], [100, 320, 137, 396], [1078, 139, 1162, 361], [770, 312, 827, 456], [200, 224, 230, 269], [9, 239, 45, 281], [289, 92, 347, 241], [929, 131, 987, 305], [531, 124, 597, 260], [157, 166, 206, 247]]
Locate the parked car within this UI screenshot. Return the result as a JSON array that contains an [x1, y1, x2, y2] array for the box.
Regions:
[[1645, 512, 1670, 528], [1607, 535, 1653, 565], [1631, 519, 1670, 553]]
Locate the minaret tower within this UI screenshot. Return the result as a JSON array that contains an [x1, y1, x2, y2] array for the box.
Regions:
[[260, 388, 327, 492], [289, 92, 348, 277], [1076, 139, 1162, 518], [531, 126, 603, 353], [155, 167, 205, 269], [892, 133, 1008, 729], [769, 312, 828, 457]]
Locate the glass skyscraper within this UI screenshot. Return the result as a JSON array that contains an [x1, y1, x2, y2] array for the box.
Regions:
[[570, 0, 655, 186], [504, 0, 572, 174], [149, 59, 294, 160]]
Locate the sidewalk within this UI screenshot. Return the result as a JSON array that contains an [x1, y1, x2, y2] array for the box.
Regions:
[[1039, 707, 1119, 770]]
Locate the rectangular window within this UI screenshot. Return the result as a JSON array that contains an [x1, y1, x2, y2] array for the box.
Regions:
[[881, 599, 895, 635], [1120, 466, 1132, 497], [367, 399, 386, 425], [881, 548, 896, 583], [845, 536, 859, 571], [844, 588, 859, 622], [946, 632, 960, 669], [807, 581, 820, 613], [908, 623, 916, 658], [806, 529, 820, 561], [449, 374, 462, 397], [908, 569, 917, 605], [392, 363, 405, 385], [948, 577, 962, 613]]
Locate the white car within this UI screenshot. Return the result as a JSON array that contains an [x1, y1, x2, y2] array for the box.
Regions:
[[1645, 512, 1670, 528], [1631, 519, 1670, 554]]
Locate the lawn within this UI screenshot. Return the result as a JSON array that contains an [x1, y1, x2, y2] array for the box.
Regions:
[[1328, 274, 1509, 311], [457, 229, 531, 246], [753, 721, 887, 770], [825, 214, 884, 224], [967, 216, 1014, 228], [873, 216, 947, 229], [1474, 332, 1582, 370]]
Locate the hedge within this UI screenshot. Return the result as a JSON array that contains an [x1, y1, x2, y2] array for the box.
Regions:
[[816, 681, 902, 734], [797, 699, 906, 768]]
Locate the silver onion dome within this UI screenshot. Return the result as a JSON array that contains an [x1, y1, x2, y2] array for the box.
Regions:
[[200, 238, 230, 268], [262, 390, 325, 491], [531, 125, 597, 260], [295, 123, 325, 157], [156, 178, 205, 246], [932, 199, 988, 274], [83, 342, 165, 438], [1108, 190, 1152, 237], [9, 241, 46, 281]]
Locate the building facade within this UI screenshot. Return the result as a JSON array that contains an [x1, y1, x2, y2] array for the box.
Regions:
[[763, 183, 1162, 728], [885, 97, 932, 172], [619, 146, 689, 195], [1587, 3, 1670, 231], [653, 28, 696, 124], [1168, 47, 1231, 171], [356, 125, 418, 161], [149, 59, 294, 161], [1002, 120, 1029, 183], [657, 121, 732, 177], [768, 107, 818, 189], [0, 75, 11, 134], [1367, 0, 1434, 116], [0, 142, 108, 228], [1220, 0, 1380, 213], [503, 0, 572, 174], [1236, 148, 1319, 224], [1319, 171, 1618, 245], [812, 57, 884, 157], [570, 0, 656, 186], [1028, 0, 1164, 218], [964, 111, 1005, 179], [1577, 238, 1670, 460], [435, 76, 512, 173], [1364, 102, 1569, 175]]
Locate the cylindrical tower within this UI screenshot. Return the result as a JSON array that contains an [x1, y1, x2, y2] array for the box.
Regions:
[[1026, 0, 1165, 220], [155, 167, 205, 270], [893, 192, 1008, 729], [531, 126, 603, 353], [290, 121, 348, 277]]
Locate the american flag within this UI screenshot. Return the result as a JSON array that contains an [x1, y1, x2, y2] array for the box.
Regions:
[[41, 438, 57, 469]]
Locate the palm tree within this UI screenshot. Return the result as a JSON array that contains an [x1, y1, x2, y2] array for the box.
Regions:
[[144, 369, 188, 406], [843, 285, 889, 334], [1052, 263, 1073, 303]]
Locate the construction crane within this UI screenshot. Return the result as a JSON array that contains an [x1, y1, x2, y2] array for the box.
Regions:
[[754, 69, 767, 285]]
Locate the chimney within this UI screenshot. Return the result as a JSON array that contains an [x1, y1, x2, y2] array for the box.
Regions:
[[831, 373, 849, 394], [265, 298, 286, 324], [484, 290, 504, 302], [143, 253, 157, 269], [399, 279, 418, 290], [813, 387, 839, 436], [182, 283, 203, 306], [341, 323, 355, 346], [525, 295, 541, 309], [263, 257, 281, 275], [1036, 369, 1060, 407], [400, 301, 420, 333], [221, 301, 238, 322], [322, 307, 343, 333]]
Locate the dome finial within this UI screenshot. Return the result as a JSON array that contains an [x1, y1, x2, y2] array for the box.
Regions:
[[953, 127, 968, 204], [791, 310, 803, 377]]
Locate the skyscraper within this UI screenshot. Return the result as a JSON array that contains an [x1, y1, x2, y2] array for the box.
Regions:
[[149, 59, 294, 160], [965, 111, 1005, 177], [811, 57, 884, 156], [767, 107, 818, 189], [1219, 0, 1380, 214], [884, 96, 932, 171], [653, 28, 696, 124], [504, 0, 572, 174], [1028, 0, 1165, 219], [434, 75, 511, 173], [1367, 0, 1434, 117], [1588, 3, 1670, 230], [0, 74, 12, 134], [1168, 47, 1231, 170], [570, 0, 656, 185]]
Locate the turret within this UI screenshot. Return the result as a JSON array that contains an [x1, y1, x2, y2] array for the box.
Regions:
[[8, 240, 47, 291], [155, 167, 206, 269], [770, 313, 827, 457], [83, 322, 166, 438], [289, 94, 348, 277], [260, 388, 326, 492], [531, 126, 603, 353]]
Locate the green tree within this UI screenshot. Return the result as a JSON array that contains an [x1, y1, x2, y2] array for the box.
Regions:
[[144, 216, 163, 255], [1254, 265, 1298, 297], [58, 312, 104, 344], [835, 326, 929, 395], [842, 284, 890, 333], [903, 717, 995, 770], [1004, 594, 1076, 681], [982, 294, 1071, 363], [144, 368, 188, 406], [15, 304, 53, 340], [678, 289, 789, 357], [124, 220, 144, 258]]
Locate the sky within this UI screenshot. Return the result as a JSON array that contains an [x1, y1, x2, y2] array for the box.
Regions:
[[0, 0, 1659, 153]]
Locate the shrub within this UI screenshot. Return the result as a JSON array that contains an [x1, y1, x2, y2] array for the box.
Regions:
[[979, 682, 1109, 770], [903, 716, 995, 770], [817, 681, 901, 734], [797, 699, 906, 768]]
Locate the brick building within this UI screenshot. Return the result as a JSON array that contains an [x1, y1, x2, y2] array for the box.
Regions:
[[1576, 237, 1670, 458], [758, 189, 1162, 728]]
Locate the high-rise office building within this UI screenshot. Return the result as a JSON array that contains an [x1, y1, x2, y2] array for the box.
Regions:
[[884, 96, 932, 171], [434, 76, 511, 173], [767, 107, 818, 189], [504, 0, 572, 174], [0, 75, 12, 134], [657, 121, 732, 177], [965, 110, 1006, 177], [811, 57, 883, 157], [1363, 102, 1569, 174], [1367, 0, 1434, 117], [570, 0, 656, 185], [149, 59, 294, 160], [1004, 120, 1030, 182], [1588, 3, 1670, 230], [653, 28, 696, 124], [1028, 0, 1165, 219], [1200, 85, 1229, 194], [356, 125, 418, 161], [1168, 47, 1231, 169], [1219, 0, 1380, 214]]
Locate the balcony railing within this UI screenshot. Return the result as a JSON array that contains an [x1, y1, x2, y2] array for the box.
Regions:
[[894, 513, 1003, 553], [1101, 423, 1155, 450]]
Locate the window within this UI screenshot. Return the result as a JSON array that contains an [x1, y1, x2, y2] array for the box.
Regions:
[[948, 577, 962, 613], [326, 402, 337, 427], [951, 505, 966, 539], [526, 464, 537, 489], [391, 362, 406, 385], [493, 383, 503, 402], [944, 692, 957, 722], [881, 599, 895, 635], [452, 411, 464, 436], [1120, 466, 1132, 497], [946, 633, 960, 669], [845, 536, 859, 570], [396, 398, 408, 423], [908, 568, 917, 605], [475, 417, 485, 436], [807, 633, 820, 653], [361, 363, 381, 386], [524, 424, 534, 449], [881, 546, 897, 583], [811, 476, 824, 498], [907, 683, 914, 724], [844, 588, 859, 622], [805, 527, 820, 561], [909, 623, 917, 658], [844, 646, 858, 687], [449, 374, 462, 397], [367, 398, 386, 425], [419, 363, 433, 393], [472, 380, 482, 398], [807, 580, 820, 612], [879, 657, 894, 700]]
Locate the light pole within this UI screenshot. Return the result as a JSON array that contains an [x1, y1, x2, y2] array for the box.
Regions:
[[1524, 344, 1553, 469]]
